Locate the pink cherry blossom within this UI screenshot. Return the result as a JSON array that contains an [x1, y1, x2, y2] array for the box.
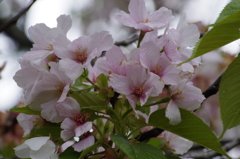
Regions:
[[166, 79, 205, 125], [17, 113, 37, 137], [95, 46, 128, 76], [53, 31, 113, 80], [160, 131, 193, 155], [14, 136, 57, 159], [110, 63, 164, 108], [164, 13, 201, 66], [140, 41, 181, 85], [115, 0, 173, 31]]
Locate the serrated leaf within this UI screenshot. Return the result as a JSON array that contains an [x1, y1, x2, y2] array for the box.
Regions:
[[110, 134, 166, 159], [70, 92, 108, 111], [181, 0, 240, 64], [59, 147, 80, 159], [219, 55, 240, 137], [215, 0, 240, 24], [11, 106, 40, 115], [148, 108, 229, 157]]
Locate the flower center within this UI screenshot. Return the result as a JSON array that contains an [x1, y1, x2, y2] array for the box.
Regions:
[[152, 64, 161, 75], [72, 113, 87, 126], [133, 86, 143, 97], [172, 91, 184, 100], [73, 49, 88, 64], [45, 44, 53, 51]]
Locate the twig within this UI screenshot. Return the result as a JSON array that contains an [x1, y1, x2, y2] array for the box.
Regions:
[[0, 0, 37, 32], [202, 74, 222, 99], [183, 139, 240, 159], [135, 127, 164, 142], [114, 33, 139, 46]]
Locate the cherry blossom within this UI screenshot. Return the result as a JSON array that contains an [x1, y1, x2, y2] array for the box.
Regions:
[[53, 31, 114, 80], [160, 131, 193, 155], [14, 136, 57, 159], [56, 97, 94, 152], [115, 0, 173, 31], [110, 63, 164, 108], [166, 79, 205, 125]]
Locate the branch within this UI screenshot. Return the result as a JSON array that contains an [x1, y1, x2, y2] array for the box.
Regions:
[[0, 0, 37, 32], [202, 74, 222, 99], [114, 33, 139, 46], [183, 139, 240, 158], [135, 127, 164, 142]]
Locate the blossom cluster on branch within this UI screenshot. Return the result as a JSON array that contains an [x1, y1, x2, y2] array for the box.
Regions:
[[12, 0, 208, 158]]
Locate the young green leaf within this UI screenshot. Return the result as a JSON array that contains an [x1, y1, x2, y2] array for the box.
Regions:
[[110, 134, 166, 159], [11, 106, 40, 115], [70, 92, 108, 111], [148, 108, 229, 157], [181, 0, 240, 64], [219, 55, 240, 138]]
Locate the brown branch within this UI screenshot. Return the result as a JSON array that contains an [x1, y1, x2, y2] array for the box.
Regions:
[[202, 74, 222, 99], [0, 0, 37, 32], [183, 139, 240, 159]]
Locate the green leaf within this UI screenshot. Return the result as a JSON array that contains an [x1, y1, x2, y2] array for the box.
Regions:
[[219, 55, 240, 138], [96, 73, 108, 88], [110, 134, 166, 159], [148, 108, 229, 157], [70, 92, 108, 111], [11, 106, 40, 115], [181, 0, 240, 64], [28, 122, 62, 140], [59, 147, 80, 159], [215, 0, 240, 24]]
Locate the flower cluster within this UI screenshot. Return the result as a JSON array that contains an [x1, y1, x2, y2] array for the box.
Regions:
[[13, 0, 205, 158]]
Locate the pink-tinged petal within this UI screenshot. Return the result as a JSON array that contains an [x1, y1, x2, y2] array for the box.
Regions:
[[176, 100, 202, 111], [164, 41, 181, 62], [128, 0, 147, 22], [56, 97, 80, 118], [13, 59, 42, 89], [110, 74, 132, 95], [182, 82, 205, 102], [180, 24, 199, 47], [57, 14, 72, 34], [29, 140, 56, 159], [129, 48, 142, 63], [61, 118, 76, 141], [147, 7, 173, 28], [115, 11, 137, 28], [28, 23, 51, 49], [89, 31, 114, 53], [17, 113, 37, 137], [142, 73, 163, 96], [163, 131, 193, 155], [14, 143, 31, 158], [53, 34, 71, 58], [166, 100, 181, 125], [106, 46, 127, 64], [140, 30, 158, 45], [75, 122, 92, 137], [126, 64, 148, 86], [135, 110, 149, 123], [25, 137, 50, 151], [59, 58, 84, 81], [41, 99, 64, 123], [58, 84, 70, 102], [73, 135, 95, 152]]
